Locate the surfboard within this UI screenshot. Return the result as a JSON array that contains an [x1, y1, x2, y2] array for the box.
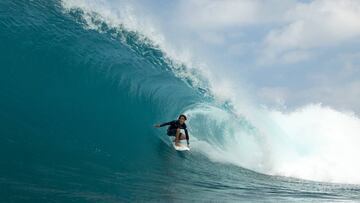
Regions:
[[172, 140, 190, 151]]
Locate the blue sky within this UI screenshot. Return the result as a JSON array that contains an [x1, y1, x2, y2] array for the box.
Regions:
[[62, 0, 360, 113]]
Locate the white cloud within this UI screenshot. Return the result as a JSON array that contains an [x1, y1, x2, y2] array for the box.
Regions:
[[175, 0, 360, 65], [177, 0, 295, 29], [262, 0, 360, 64]]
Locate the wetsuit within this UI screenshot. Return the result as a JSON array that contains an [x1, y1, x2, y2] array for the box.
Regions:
[[160, 120, 189, 144]]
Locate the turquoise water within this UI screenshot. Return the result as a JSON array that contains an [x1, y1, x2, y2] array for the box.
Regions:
[[1, 0, 360, 202]]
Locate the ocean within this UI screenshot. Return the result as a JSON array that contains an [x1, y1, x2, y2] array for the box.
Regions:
[[1, 0, 359, 202]]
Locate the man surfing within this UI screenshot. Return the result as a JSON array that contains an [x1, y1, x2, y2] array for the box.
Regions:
[[154, 114, 190, 147]]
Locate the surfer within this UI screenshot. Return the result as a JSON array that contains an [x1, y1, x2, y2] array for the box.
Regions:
[[154, 114, 190, 147]]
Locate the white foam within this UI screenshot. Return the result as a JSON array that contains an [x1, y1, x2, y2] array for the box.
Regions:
[[186, 104, 360, 184], [266, 104, 360, 184]]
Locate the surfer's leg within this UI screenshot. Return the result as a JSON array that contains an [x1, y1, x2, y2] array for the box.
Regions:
[[175, 128, 181, 146], [179, 134, 186, 140]]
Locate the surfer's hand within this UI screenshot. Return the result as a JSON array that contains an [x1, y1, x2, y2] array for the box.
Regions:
[[154, 124, 160, 128]]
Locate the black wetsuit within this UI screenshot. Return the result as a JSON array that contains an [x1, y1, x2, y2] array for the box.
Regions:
[[160, 120, 189, 144]]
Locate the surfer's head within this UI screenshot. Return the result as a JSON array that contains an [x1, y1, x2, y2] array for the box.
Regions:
[[178, 114, 187, 124]]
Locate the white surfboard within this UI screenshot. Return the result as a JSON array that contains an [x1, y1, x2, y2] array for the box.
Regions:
[[172, 141, 190, 151]]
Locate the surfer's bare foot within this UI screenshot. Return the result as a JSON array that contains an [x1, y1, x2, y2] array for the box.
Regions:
[[175, 142, 181, 147]]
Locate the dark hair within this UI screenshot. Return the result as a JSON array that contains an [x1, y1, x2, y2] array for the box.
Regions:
[[178, 114, 187, 120]]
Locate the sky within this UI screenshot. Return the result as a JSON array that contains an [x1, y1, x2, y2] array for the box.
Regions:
[[63, 0, 360, 114]]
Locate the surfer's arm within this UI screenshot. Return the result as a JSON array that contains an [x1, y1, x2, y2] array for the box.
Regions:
[[159, 121, 174, 127]]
